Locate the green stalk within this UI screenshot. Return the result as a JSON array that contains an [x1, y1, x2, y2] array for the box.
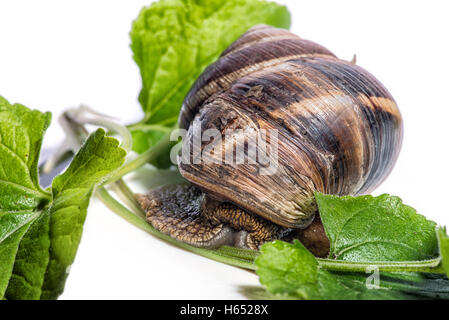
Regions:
[[102, 130, 174, 186], [96, 187, 256, 270], [216, 245, 259, 261], [111, 179, 146, 219], [316, 257, 444, 274], [127, 124, 172, 133]]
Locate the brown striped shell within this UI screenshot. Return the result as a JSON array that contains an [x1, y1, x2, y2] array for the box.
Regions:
[[177, 25, 403, 229]]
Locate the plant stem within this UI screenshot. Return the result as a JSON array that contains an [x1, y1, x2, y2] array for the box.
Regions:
[[316, 257, 444, 274], [96, 187, 256, 270], [101, 130, 174, 186], [128, 124, 172, 133], [216, 245, 259, 261], [109, 179, 146, 219]]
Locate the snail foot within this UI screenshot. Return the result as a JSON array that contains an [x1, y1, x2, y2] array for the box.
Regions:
[[136, 184, 291, 250], [136, 184, 234, 248]]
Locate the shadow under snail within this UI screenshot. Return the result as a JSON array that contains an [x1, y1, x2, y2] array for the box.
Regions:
[[137, 25, 403, 255]]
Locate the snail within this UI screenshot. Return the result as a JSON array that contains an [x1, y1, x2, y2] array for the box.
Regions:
[[137, 25, 403, 252]]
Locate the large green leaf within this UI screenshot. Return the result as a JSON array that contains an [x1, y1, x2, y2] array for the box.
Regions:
[[0, 212, 36, 297], [255, 194, 449, 300], [0, 96, 126, 299], [0, 96, 51, 211], [0, 97, 51, 297], [40, 128, 126, 299], [315, 193, 438, 261], [255, 240, 447, 300]]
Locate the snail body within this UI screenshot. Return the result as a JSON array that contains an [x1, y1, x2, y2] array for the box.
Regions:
[[138, 25, 403, 250]]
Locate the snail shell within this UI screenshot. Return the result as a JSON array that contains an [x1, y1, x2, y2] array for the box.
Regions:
[[177, 25, 403, 229]]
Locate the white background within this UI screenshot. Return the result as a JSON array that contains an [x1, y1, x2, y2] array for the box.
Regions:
[[0, 0, 448, 299]]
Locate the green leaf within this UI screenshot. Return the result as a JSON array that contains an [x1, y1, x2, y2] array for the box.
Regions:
[[256, 240, 417, 299], [437, 227, 449, 277], [130, 128, 174, 168], [315, 193, 438, 261], [129, 0, 290, 154], [256, 240, 321, 299], [39, 128, 126, 299], [0, 96, 126, 299], [256, 194, 449, 300], [0, 96, 51, 297], [4, 211, 51, 299], [0, 96, 51, 211], [131, 129, 166, 154], [0, 212, 36, 297], [256, 240, 449, 300]]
